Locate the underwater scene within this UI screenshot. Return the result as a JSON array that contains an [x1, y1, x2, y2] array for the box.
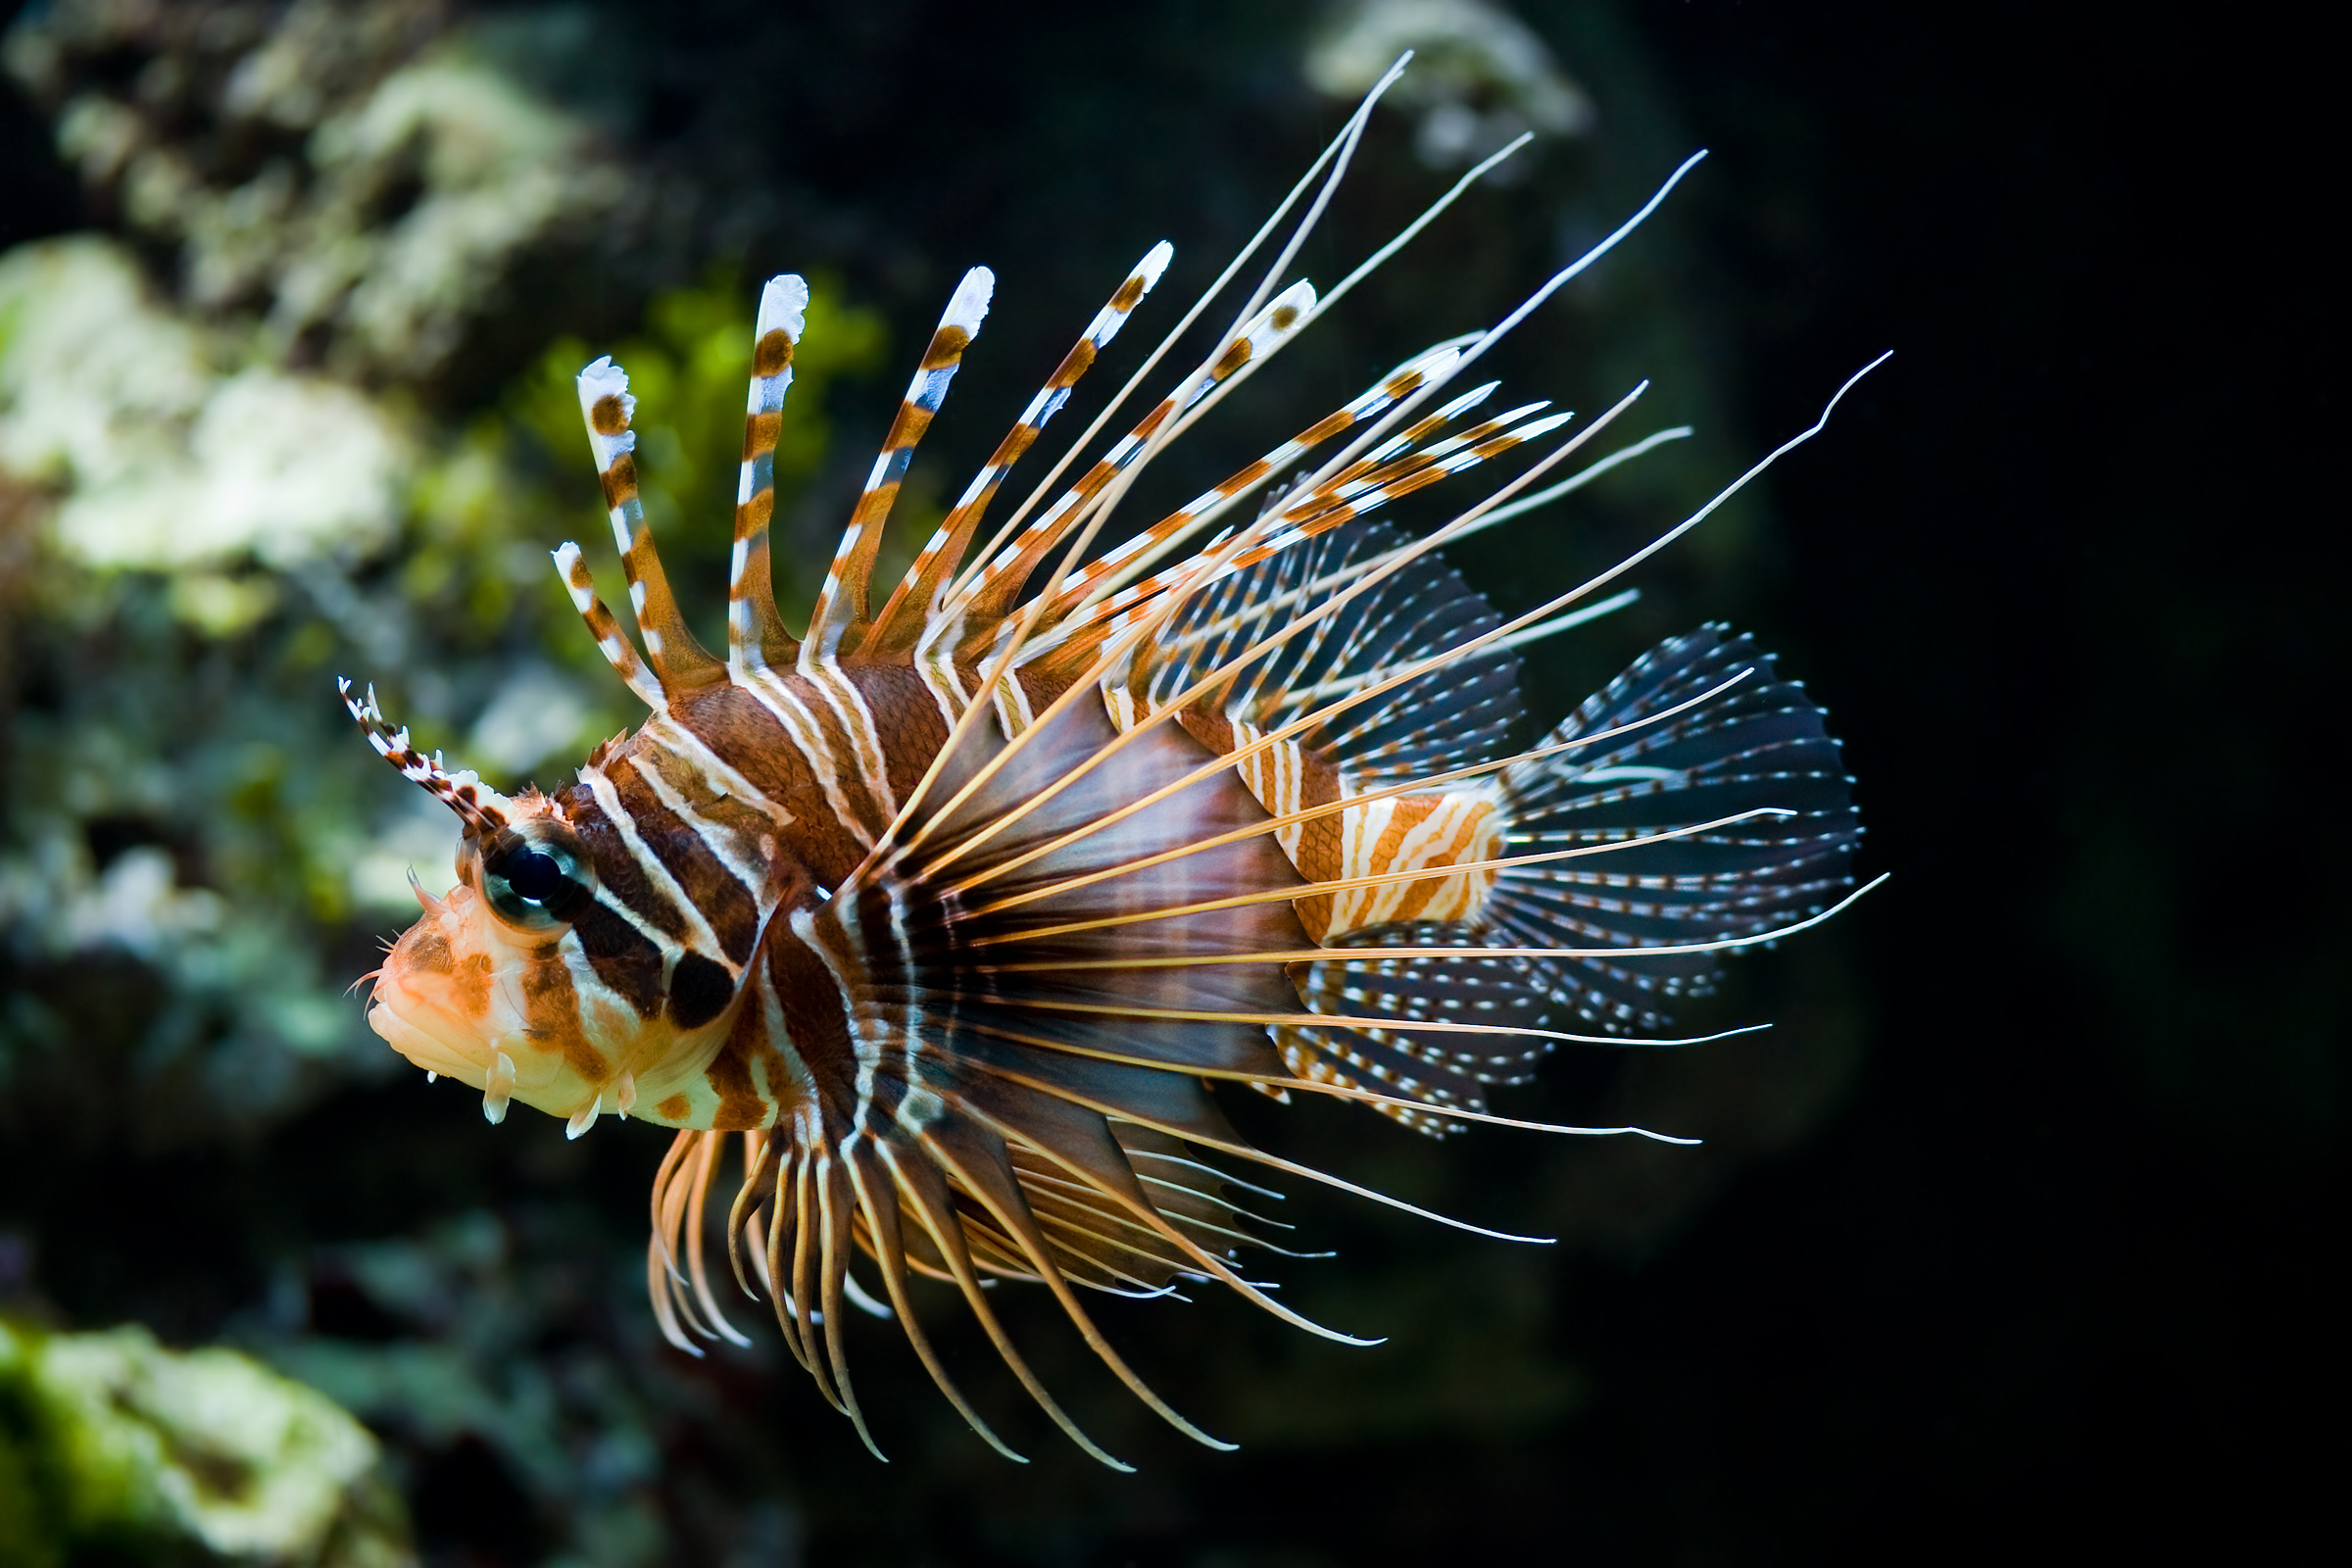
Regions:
[[0, 3, 2330, 1565]]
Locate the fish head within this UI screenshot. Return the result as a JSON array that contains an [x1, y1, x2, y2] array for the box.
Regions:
[[343, 674, 775, 1131], [368, 789, 686, 1127]]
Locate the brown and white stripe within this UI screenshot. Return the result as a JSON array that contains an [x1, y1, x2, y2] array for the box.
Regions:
[[951, 277, 1319, 648], [868, 241, 1173, 655], [1019, 400, 1574, 678], [729, 273, 809, 674], [1041, 340, 1465, 619], [575, 358, 723, 695], [803, 267, 995, 661]]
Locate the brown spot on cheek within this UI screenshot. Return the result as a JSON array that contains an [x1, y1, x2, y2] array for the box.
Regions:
[[449, 954, 494, 1021], [402, 928, 455, 976], [656, 1094, 691, 1121]]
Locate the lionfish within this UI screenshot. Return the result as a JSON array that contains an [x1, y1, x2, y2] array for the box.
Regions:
[[345, 63, 1881, 1468]]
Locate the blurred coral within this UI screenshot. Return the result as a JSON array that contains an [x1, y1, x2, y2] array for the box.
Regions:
[[6, 0, 629, 391], [0, 238, 409, 575], [0, 1317, 414, 1567], [1306, 0, 1594, 168]]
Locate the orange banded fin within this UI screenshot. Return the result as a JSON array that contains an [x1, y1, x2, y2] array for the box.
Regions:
[[869, 242, 1173, 655], [1042, 338, 1468, 622], [950, 277, 1319, 651], [575, 357, 725, 698], [553, 541, 666, 710], [805, 267, 995, 661], [731, 274, 809, 670]]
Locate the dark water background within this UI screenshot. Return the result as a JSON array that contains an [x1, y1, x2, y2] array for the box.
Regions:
[[0, 2, 2331, 1563]]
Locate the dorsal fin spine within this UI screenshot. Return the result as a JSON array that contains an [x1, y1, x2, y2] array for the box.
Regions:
[[869, 242, 1173, 655], [575, 357, 725, 696], [732, 274, 810, 673], [804, 267, 994, 662], [554, 540, 666, 710], [948, 277, 1319, 654]]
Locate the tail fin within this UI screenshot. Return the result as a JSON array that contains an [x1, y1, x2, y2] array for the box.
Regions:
[[1489, 622, 1861, 1034], [1280, 624, 1861, 1133]]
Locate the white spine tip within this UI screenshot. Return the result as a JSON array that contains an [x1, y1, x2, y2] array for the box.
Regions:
[[944, 266, 995, 333], [566, 1100, 598, 1140], [757, 273, 809, 339], [577, 354, 624, 389], [1138, 240, 1175, 287]]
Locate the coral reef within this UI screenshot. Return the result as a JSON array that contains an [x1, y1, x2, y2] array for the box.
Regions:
[[5, 0, 630, 396], [0, 1318, 414, 1567], [0, 237, 409, 576], [1307, 0, 1594, 168]]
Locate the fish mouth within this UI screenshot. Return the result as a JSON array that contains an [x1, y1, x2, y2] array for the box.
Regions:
[[368, 982, 492, 1087]]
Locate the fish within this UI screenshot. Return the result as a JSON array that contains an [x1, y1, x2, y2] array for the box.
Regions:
[[343, 62, 1878, 1468]]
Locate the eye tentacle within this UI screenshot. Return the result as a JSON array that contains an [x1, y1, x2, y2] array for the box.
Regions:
[[339, 676, 516, 833]]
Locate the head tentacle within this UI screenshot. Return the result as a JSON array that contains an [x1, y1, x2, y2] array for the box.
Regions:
[[337, 676, 516, 834]]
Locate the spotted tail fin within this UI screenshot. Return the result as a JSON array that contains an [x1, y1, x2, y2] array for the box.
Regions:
[[1486, 623, 1863, 1034], [1265, 625, 1859, 1132]]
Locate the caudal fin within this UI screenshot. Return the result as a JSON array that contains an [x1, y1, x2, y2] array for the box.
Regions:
[[1490, 622, 1861, 1033]]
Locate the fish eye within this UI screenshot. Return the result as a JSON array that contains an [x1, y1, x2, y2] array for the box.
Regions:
[[479, 820, 595, 932]]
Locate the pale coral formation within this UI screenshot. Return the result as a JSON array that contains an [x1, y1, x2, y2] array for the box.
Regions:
[[1306, 0, 1594, 166], [0, 1318, 414, 1567], [0, 237, 409, 575], [5, 0, 628, 386]]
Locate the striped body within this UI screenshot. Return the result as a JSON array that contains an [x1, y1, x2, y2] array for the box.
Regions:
[[372, 655, 1516, 1138], [346, 85, 1873, 1467], [1156, 702, 1506, 941]]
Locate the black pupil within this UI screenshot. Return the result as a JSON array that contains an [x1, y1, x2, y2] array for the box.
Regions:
[[505, 849, 567, 903]]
